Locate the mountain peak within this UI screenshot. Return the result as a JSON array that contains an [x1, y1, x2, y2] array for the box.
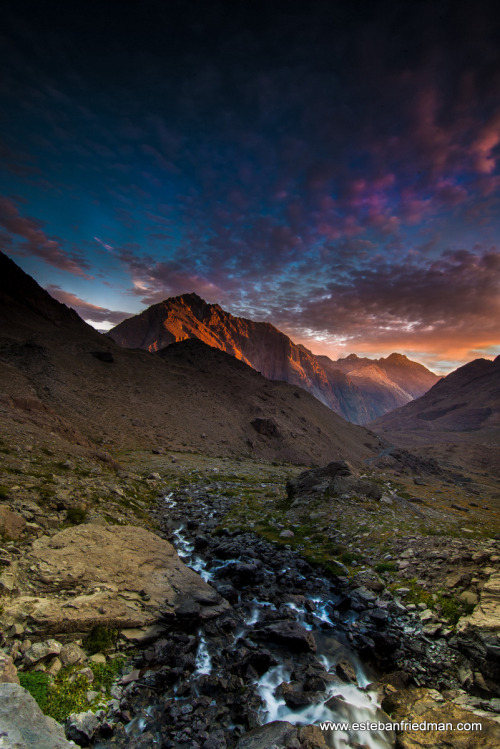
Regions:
[[385, 352, 409, 362]]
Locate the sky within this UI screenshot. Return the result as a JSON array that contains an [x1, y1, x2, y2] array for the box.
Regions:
[[1, 0, 500, 373]]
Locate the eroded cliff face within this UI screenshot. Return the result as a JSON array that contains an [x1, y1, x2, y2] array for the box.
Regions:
[[109, 293, 438, 424]]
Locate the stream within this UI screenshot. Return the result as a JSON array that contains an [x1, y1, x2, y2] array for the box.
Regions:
[[96, 488, 396, 748], [166, 491, 393, 748]]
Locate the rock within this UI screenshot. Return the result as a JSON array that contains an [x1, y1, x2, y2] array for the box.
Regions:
[[457, 572, 500, 694], [147, 472, 161, 480], [0, 682, 75, 748], [297, 724, 328, 748], [382, 687, 500, 747], [236, 720, 298, 749], [119, 668, 140, 685], [0, 504, 26, 539], [8, 623, 25, 638], [78, 668, 94, 683], [60, 643, 86, 666], [65, 710, 101, 746], [351, 585, 377, 604], [459, 590, 478, 606], [90, 351, 114, 363], [279, 529, 294, 538], [419, 609, 435, 624], [444, 572, 464, 589], [2, 524, 228, 635], [250, 418, 281, 438], [286, 461, 382, 500], [46, 657, 63, 676], [23, 638, 62, 666], [203, 729, 227, 748], [88, 653, 106, 664], [336, 658, 358, 683], [352, 570, 385, 592], [0, 652, 19, 684], [219, 560, 264, 586], [261, 621, 317, 653], [119, 624, 167, 643]]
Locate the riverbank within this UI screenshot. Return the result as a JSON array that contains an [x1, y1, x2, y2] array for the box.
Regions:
[[2, 448, 500, 747]]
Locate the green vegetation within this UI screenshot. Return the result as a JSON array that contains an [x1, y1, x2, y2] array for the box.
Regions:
[[19, 672, 51, 712], [394, 577, 475, 625], [84, 624, 118, 654], [374, 561, 397, 573], [20, 659, 126, 722], [65, 507, 87, 525], [0, 486, 9, 499]]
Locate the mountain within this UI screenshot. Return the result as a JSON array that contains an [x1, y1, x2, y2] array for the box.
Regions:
[[370, 356, 500, 472], [108, 294, 439, 424], [0, 252, 384, 466]]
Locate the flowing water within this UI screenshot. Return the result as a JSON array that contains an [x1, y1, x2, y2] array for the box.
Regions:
[[166, 493, 395, 749]]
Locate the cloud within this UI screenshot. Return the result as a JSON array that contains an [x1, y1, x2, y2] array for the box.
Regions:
[[46, 285, 129, 324], [0, 197, 92, 278], [274, 247, 500, 367]]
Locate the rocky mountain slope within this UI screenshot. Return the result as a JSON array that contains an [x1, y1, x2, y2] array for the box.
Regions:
[[0, 252, 384, 467], [371, 356, 500, 472], [108, 294, 439, 424]]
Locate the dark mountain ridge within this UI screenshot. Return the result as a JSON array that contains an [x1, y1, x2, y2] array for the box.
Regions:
[[0, 252, 384, 466]]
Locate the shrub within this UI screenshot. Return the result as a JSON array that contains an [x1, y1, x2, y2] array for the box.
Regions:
[[374, 561, 397, 573], [83, 624, 117, 654], [66, 507, 87, 525]]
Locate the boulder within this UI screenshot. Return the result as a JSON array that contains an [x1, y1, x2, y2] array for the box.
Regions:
[[1, 523, 228, 636], [236, 720, 298, 749], [457, 572, 500, 694], [60, 643, 86, 666], [382, 687, 500, 748], [0, 504, 26, 539], [0, 652, 19, 684], [23, 638, 62, 666], [261, 621, 317, 653], [65, 710, 101, 746], [0, 682, 76, 748], [286, 461, 382, 500]]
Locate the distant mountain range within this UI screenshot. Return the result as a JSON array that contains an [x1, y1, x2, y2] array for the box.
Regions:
[[372, 355, 500, 434], [109, 293, 439, 424], [371, 355, 500, 473]]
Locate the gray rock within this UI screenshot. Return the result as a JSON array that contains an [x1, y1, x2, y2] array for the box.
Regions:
[[23, 638, 62, 666], [262, 621, 317, 653], [0, 682, 76, 748], [65, 710, 101, 746], [237, 721, 298, 749], [60, 643, 86, 666], [0, 652, 19, 684]]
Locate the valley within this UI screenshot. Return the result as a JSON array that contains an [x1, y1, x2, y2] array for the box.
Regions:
[[1, 251, 500, 748]]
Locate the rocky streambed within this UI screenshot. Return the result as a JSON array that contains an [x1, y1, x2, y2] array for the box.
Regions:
[[89, 478, 500, 749]]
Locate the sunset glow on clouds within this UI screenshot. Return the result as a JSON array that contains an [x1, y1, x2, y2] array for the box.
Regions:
[[1, 0, 500, 372]]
